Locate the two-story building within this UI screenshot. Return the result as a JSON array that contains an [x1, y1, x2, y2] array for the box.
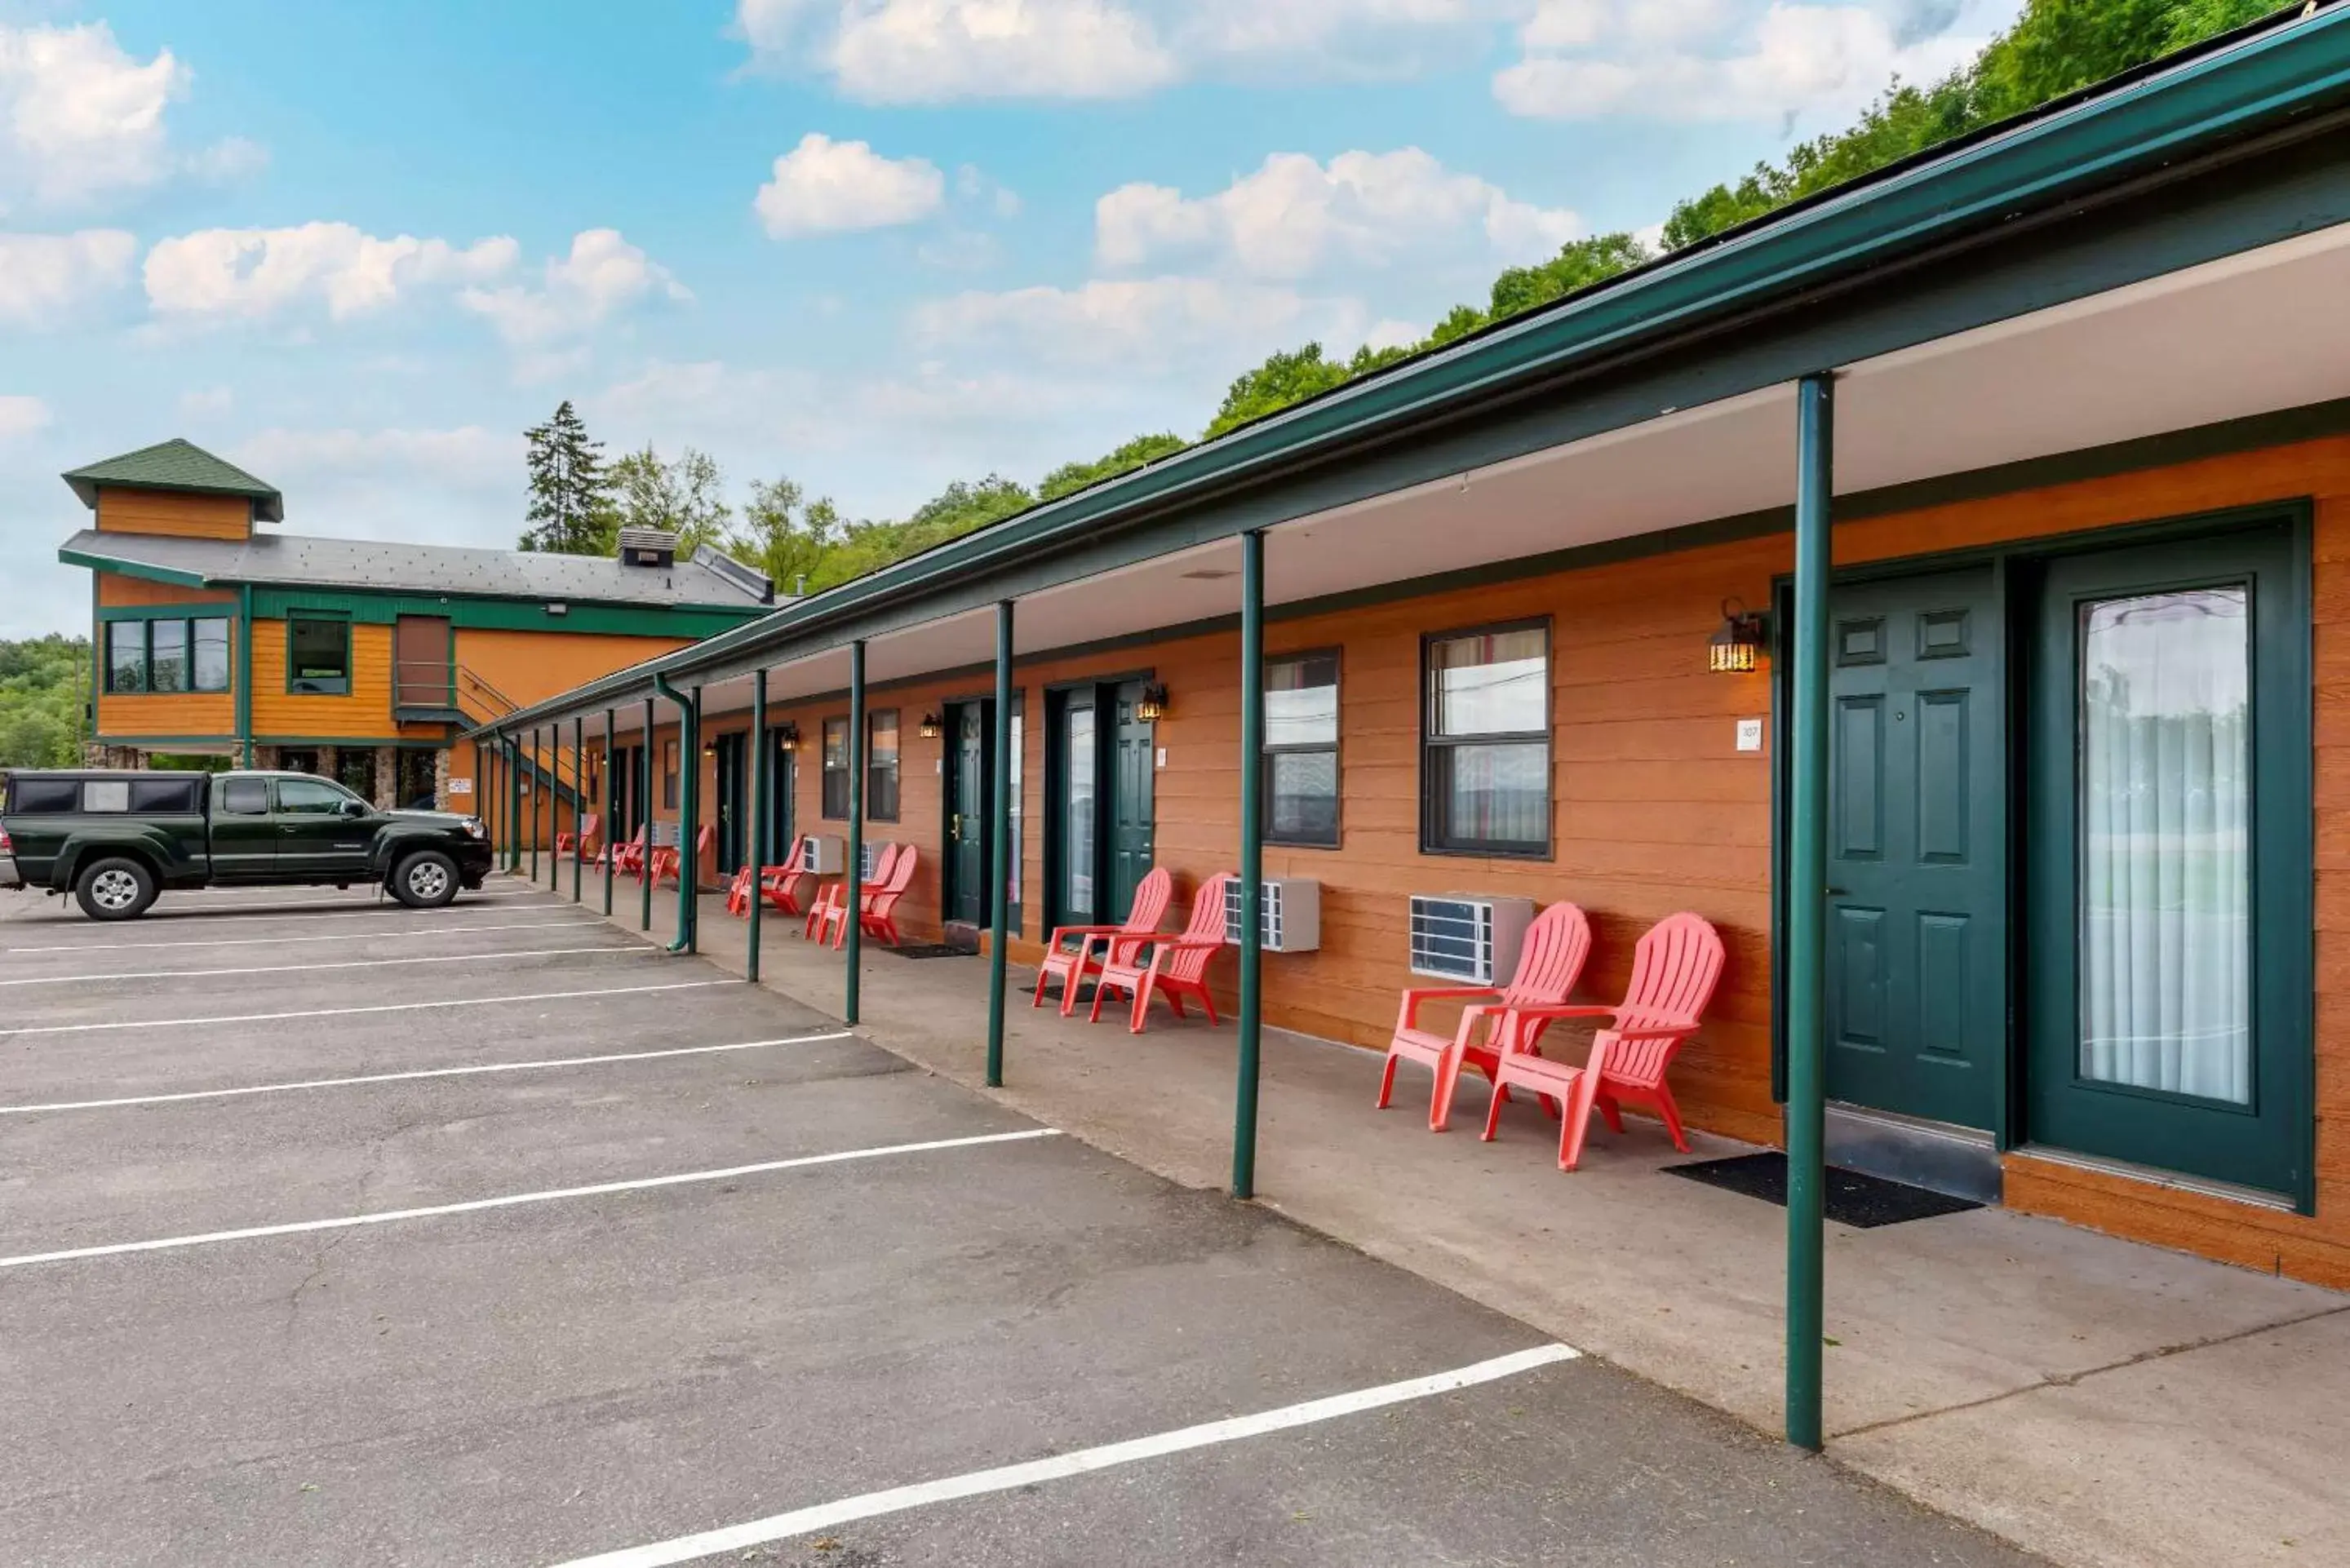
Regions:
[[58, 438, 773, 821]]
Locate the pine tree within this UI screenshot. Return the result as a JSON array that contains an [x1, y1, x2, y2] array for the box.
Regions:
[[518, 401, 616, 555]]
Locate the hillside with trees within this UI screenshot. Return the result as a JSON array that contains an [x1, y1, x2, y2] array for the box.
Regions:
[[0, 636, 90, 768]]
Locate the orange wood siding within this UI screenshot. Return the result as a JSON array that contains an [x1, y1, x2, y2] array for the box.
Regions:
[[443, 630, 697, 826], [97, 691, 237, 738], [94, 489, 251, 540], [248, 618, 397, 740], [620, 434, 2350, 1287], [96, 573, 235, 608]]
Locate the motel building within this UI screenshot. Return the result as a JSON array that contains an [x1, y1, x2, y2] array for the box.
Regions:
[[55, 439, 773, 818], [477, 11, 2349, 1446]]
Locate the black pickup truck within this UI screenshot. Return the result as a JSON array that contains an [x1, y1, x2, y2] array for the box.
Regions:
[[0, 768, 494, 920]]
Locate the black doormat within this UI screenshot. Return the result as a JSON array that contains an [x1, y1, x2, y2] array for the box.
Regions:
[[885, 942, 976, 959], [1666, 1152, 1982, 1228]]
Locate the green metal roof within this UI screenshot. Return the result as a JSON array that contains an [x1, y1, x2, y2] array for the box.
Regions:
[[63, 438, 284, 523]]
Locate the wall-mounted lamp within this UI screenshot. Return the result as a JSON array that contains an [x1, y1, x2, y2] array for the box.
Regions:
[[1136, 682, 1170, 722], [775, 721, 800, 751], [1709, 598, 1769, 674], [919, 711, 943, 740]]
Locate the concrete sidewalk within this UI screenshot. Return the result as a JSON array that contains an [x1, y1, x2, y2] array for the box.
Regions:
[[579, 875, 2349, 1568]]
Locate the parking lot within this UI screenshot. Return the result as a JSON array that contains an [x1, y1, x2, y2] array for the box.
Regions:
[[0, 878, 2040, 1566]]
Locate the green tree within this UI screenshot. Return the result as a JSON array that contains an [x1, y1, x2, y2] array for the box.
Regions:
[[1488, 232, 1652, 318], [518, 401, 616, 555], [1205, 345, 1355, 439], [1040, 433, 1188, 502], [724, 475, 846, 596], [0, 635, 91, 768], [611, 443, 733, 555]]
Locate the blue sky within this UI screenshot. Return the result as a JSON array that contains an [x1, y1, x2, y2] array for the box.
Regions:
[[0, 0, 2021, 636]]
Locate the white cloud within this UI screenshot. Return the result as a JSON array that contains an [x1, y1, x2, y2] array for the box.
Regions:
[[458, 228, 690, 347], [0, 228, 135, 326], [230, 426, 524, 545], [177, 384, 234, 419], [0, 22, 259, 208], [144, 223, 519, 322], [1496, 0, 2005, 124], [1097, 148, 1578, 280], [737, 0, 1490, 100], [755, 133, 946, 238], [0, 393, 49, 440], [911, 276, 1350, 370]]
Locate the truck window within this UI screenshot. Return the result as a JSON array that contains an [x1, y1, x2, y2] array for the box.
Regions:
[[130, 778, 202, 813], [82, 781, 132, 813], [276, 778, 352, 815], [7, 778, 79, 813], [219, 779, 268, 816]]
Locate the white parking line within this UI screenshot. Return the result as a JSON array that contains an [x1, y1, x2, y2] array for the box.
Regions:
[[0, 1128, 1061, 1269], [0, 979, 734, 1037], [0, 945, 648, 987], [0, 1032, 854, 1114], [552, 1343, 1582, 1568], [56, 897, 554, 927], [0, 918, 605, 955]]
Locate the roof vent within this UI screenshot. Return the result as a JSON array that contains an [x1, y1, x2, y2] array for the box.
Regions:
[[695, 546, 775, 605], [617, 526, 678, 569]]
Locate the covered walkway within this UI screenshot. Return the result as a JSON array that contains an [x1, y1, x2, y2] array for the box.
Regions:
[[581, 870, 2349, 1568]]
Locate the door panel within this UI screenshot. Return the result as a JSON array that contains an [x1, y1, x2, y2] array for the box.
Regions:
[[273, 777, 373, 882], [1109, 682, 1155, 924], [209, 776, 277, 882], [944, 704, 989, 925], [765, 735, 795, 863], [713, 733, 747, 874], [2024, 524, 2306, 1195], [1057, 699, 1097, 927], [1824, 566, 2002, 1130], [392, 615, 452, 708]]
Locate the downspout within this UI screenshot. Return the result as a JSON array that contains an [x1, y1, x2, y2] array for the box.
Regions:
[[236, 584, 255, 767], [651, 672, 697, 954]]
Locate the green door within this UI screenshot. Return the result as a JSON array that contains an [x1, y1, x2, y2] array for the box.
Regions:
[[765, 733, 795, 865], [1824, 566, 2004, 1130], [945, 703, 989, 925], [1108, 681, 1155, 924], [2024, 524, 2308, 1196], [1055, 697, 1098, 928], [272, 775, 375, 883], [209, 775, 277, 883], [712, 731, 747, 874]]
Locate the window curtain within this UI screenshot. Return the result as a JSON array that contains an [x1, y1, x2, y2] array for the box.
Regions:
[[2078, 589, 2251, 1104]]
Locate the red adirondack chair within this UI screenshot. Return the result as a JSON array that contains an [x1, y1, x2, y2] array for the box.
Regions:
[[1033, 866, 1173, 1017], [650, 823, 715, 891], [556, 812, 600, 862], [726, 836, 812, 919], [1089, 873, 1234, 1034], [1478, 912, 1727, 1171], [860, 845, 920, 946], [605, 824, 649, 878], [1381, 902, 1594, 1133], [807, 845, 889, 948], [764, 838, 816, 918]]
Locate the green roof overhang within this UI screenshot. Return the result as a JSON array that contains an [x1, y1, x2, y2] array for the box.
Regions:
[[471, 5, 2350, 739]]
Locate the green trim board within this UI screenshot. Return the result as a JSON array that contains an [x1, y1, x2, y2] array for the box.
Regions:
[[97, 602, 242, 622], [251, 734, 456, 750], [96, 733, 244, 747], [59, 549, 207, 588], [235, 584, 254, 766], [246, 587, 761, 637]]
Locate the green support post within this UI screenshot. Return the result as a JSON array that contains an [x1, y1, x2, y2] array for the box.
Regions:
[[602, 708, 615, 916], [1786, 371, 1836, 1452], [506, 737, 522, 875], [749, 668, 769, 984], [1233, 529, 1266, 1199], [571, 716, 584, 902], [986, 600, 1014, 1087], [530, 729, 542, 884], [652, 675, 698, 954], [641, 698, 656, 932], [845, 640, 866, 1026]]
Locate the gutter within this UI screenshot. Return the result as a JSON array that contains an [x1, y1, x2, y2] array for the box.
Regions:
[[650, 672, 696, 955], [468, 5, 2350, 738]]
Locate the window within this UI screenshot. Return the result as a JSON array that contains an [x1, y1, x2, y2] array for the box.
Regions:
[[105, 622, 147, 693], [7, 777, 78, 813], [662, 740, 681, 811], [1263, 652, 1340, 847], [276, 777, 353, 815], [822, 717, 850, 819], [1422, 622, 1550, 857], [286, 615, 351, 694], [149, 620, 189, 693], [867, 709, 900, 822], [193, 619, 230, 693], [82, 781, 131, 813], [219, 778, 269, 815], [130, 777, 202, 813]]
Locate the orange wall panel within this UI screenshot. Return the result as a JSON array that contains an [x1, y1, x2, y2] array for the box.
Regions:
[[94, 489, 251, 540], [247, 618, 398, 740], [96, 573, 236, 608]]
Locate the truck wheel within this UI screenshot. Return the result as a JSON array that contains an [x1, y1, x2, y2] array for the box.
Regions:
[[75, 857, 158, 921], [391, 850, 460, 909]]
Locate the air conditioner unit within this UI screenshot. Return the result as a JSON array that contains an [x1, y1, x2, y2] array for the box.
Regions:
[[860, 839, 897, 880], [1222, 878, 1321, 953], [1408, 894, 1535, 985], [797, 835, 846, 875]]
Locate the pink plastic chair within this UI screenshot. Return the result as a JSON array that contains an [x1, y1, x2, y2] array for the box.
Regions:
[[1479, 912, 1727, 1171], [1089, 873, 1235, 1034], [650, 823, 714, 890], [861, 845, 920, 946], [1034, 867, 1173, 1017], [1381, 902, 1593, 1133]]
